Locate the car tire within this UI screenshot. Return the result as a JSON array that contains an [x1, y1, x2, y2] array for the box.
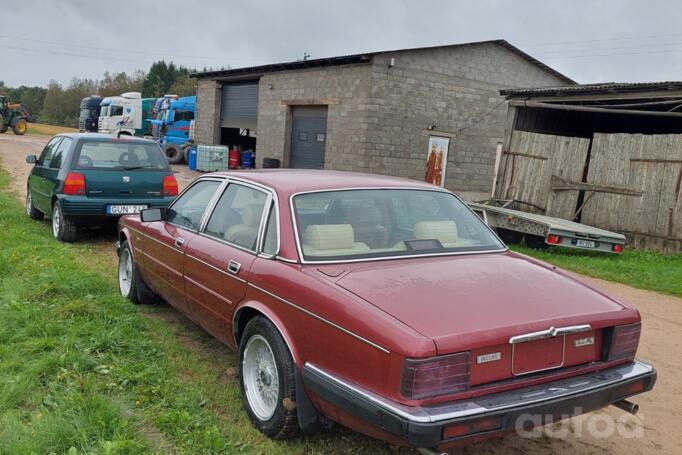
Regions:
[[52, 201, 77, 242], [118, 240, 158, 304], [496, 228, 523, 245], [525, 234, 549, 250], [164, 143, 182, 164], [239, 316, 299, 439], [26, 191, 43, 220]]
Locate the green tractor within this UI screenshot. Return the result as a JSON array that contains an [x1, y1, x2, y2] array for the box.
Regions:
[[0, 95, 36, 135]]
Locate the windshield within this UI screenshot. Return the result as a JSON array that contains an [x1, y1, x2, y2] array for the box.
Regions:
[[80, 108, 98, 118], [293, 189, 504, 262], [74, 141, 169, 170], [100, 105, 109, 117]]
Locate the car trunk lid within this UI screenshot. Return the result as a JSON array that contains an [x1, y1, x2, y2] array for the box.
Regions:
[[80, 169, 167, 198], [331, 252, 636, 383]]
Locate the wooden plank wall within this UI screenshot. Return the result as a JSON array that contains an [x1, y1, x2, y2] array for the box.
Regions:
[[498, 131, 590, 218], [581, 133, 682, 253]]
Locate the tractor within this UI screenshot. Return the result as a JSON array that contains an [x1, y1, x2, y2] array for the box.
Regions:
[[0, 95, 35, 135]]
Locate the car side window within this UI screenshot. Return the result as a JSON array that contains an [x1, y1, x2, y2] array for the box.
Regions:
[[262, 203, 278, 256], [167, 180, 221, 230], [49, 137, 73, 169], [204, 183, 268, 251], [38, 137, 62, 166]]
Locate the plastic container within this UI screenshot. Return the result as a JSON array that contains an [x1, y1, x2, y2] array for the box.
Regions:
[[188, 146, 197, 171], [228, 147, 241, 169], [196, 145, 229, 172], [241, 150, 255, 169]]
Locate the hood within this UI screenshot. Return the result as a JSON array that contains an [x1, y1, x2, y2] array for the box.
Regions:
[[332, 252, 636, 354]]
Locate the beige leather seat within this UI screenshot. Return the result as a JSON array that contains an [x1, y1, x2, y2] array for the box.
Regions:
[[302, 224, 370, 256], [342, 206, 388, 248], [414, 220, 459, 246], [224, 204, 263, 249]]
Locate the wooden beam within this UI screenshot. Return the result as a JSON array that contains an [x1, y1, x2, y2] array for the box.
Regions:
[[509, 100, 682, 118], [503, 151, 548, 160], [550, 175, 643, 196]]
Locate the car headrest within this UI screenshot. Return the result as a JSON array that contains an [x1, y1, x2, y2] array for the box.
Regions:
[[304, 224, 355, 250], [241, 204, 263, 227], [414, 220, 458, 244], [344, 205, 382, 227]]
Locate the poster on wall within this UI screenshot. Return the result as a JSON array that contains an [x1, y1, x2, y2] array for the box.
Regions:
[[424, 136, 449, 187]]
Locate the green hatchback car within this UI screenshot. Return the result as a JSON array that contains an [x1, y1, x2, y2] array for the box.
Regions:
[[26, 133, 178, 242]]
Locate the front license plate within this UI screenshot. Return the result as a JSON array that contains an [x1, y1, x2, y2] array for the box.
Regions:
[[107, 204, 148, 215], [576, 239, 596, 248]]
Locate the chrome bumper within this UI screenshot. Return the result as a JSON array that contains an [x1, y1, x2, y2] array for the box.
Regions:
[[302, 360, 656, 448]]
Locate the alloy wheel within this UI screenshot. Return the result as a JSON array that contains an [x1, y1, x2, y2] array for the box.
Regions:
[[242, 334, 280, 421]]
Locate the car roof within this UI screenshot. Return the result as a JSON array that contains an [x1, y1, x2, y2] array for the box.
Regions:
[[55, 133, 158, 144], [210, 169, 443, 197]]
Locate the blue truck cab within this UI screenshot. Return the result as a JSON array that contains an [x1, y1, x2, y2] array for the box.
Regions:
[[79, 96, 103, 132], [149, 95, 195, 164]]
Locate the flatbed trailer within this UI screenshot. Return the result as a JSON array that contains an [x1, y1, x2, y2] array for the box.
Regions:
[[469, 200, 626, 254]]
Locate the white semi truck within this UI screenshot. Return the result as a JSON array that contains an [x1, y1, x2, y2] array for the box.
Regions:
[[98, 92, 153, 136]]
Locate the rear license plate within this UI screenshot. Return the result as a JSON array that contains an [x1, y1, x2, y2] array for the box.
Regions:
[[107, 204, 148, 215], [512, 337, 564, 375], [576, 239, 596, 248]]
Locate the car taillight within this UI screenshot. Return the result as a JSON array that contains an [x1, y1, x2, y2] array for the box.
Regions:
[[400, 352, 470, 400], [612, 244, 623, 253], [163, 175, 178, 196], [547, 234, 562, 245], [63, 172, 86, 195], [607, 322, 641, 361]]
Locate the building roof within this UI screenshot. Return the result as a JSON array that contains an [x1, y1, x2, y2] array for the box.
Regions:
[[212, 169, 439, 196], [501, 81, 682, 98], [191, 39, 574, 84]]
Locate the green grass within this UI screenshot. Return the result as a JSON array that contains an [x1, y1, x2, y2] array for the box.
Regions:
[[511, 245, 682, 298], [0, 167, 394, 454], [26, 123, 78, 136]]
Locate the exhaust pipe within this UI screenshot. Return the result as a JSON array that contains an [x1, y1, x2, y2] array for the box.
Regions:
[[612, 399, 639, 415]]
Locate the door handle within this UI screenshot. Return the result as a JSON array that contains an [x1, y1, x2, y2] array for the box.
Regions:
[[175, 237, 185, 247], [227, 260, 241, 274]]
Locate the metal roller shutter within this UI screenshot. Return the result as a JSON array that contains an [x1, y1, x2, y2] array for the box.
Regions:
[[290, 106, 328, 169], [220, 81, 259, 129]]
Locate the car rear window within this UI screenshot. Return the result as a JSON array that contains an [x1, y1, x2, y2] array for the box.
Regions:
[[293, 189, 505, 262], [73, 141, 168, 170]]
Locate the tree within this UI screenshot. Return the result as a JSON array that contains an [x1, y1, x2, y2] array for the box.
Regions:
[[99, 70, 145, 97], [167, 74, 196, 97]]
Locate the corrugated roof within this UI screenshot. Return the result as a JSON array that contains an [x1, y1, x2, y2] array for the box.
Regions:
[[191, 39, 574, 84], [501, 81, 682, 98]]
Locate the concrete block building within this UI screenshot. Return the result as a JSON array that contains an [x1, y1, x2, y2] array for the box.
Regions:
[[192, 40, 572, 200]]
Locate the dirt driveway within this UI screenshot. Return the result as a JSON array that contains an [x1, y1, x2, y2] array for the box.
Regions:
[[0, 133, 680, 454]]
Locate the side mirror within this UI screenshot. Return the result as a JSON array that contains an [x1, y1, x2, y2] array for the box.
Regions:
[[140, 207, 168, 222], [26, 155, 37, 164]]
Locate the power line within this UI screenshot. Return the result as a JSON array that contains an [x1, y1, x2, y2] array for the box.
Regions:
[[0, 34, 265, 62]]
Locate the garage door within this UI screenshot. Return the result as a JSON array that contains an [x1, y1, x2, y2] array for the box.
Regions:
[[220, 81, 259, 129], [290, 106, 328, 169]]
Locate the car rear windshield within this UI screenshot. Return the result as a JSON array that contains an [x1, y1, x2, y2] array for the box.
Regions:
[[293, 189, 505, 262], [73, 141, 169, 171]]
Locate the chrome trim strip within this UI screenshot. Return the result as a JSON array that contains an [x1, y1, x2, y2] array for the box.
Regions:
[[184, 252, 246, 283], [509, 324, 592, 344], [304, 360, 654, 424], [247, 282, 390, 354], [288, 187, 508, 265]]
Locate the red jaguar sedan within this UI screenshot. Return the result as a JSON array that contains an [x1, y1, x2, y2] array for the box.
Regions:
[[116, 170, 655, 451]]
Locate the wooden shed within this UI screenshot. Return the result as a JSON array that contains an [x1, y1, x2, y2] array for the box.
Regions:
[[496, 82, 682, 253]]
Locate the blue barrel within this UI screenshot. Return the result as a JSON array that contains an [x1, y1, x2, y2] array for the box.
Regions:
[[241, 149, 255, 169], [188, 147, 198, 171]]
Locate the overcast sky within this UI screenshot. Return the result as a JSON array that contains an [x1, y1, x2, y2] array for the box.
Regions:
[[3, 0, 682, 87]]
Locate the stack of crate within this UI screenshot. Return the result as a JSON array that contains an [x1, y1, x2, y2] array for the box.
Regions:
[[196, 145, 229, 172]]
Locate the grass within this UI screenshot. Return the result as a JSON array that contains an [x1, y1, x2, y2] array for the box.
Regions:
[[27, 123, 78, 136], [511, 245, 682, 298], [0, 166, 394, 454]]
